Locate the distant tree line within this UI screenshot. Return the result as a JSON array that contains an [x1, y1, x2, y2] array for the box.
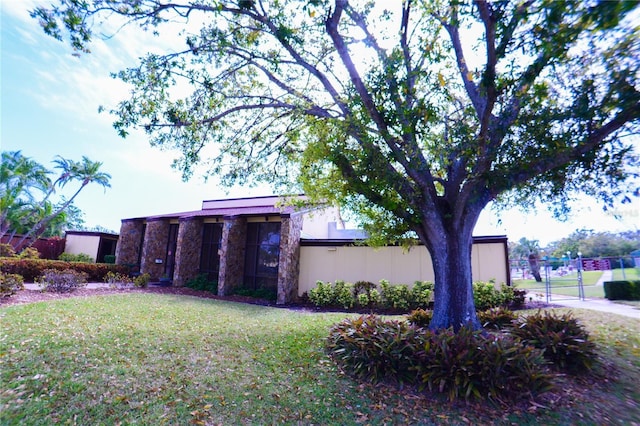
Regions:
[[510, 230, 639, 262]]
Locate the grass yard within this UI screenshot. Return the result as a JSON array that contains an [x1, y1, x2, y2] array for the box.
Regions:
[[612, 267, 640, 281], [2, 293, 640, 425]]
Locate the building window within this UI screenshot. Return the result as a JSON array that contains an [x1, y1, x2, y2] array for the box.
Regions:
[[244, 222, 281, 292], [200, 223, 223, 281]]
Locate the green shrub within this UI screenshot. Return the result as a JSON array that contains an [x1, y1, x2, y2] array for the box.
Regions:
[[353, 281, 380, 308], [380, 280, 411, 310], [308, 281, 334, 306], [17, 247, 41, 259], [0, 243, 16, 257], [308, 280, 354, 309], [104, 271, 134, 289], [333, 280, 354, 309], [37, 269, 88, 293], [414, 328, 553, 401], [476, 307, 517, 330], [0, 272, 24, 297], [134, 273, 150, 288], [472, 281, 504, 311], [407, 308, 432, 328], [510, 310, 597, 373], [410, 281, 433, 309], [603, 280, 640, 301], [326, 315, 422, 385], [58, 252, 94, 263], [185, 274, 217, 292], [356, 289, 381, 307]]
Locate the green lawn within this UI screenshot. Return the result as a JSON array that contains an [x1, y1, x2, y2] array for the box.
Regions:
[[1, 293, 639, 425], [612, 267, 640, 281]]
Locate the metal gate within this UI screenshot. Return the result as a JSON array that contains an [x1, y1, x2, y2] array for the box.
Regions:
[[511, 255, 637, 303]]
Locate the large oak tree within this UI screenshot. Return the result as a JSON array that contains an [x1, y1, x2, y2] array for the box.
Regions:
[[33, 0, 640, 330]]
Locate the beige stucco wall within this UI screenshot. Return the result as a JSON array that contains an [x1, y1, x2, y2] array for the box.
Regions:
[[298, 242, 508, 297], [64, 234, 100, 260]]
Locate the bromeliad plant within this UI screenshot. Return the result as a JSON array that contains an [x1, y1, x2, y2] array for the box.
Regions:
[[326, 315, 555, 402], [510, 310, 597, 373]]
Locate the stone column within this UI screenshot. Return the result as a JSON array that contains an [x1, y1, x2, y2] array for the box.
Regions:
[[140, 218, 170, 280], [277, 214, 303, 304], [115, 219, 145, 273], [173, 217, 203, 287], [218, 216, 247, 296]]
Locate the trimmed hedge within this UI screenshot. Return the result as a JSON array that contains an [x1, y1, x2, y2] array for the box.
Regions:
[[603, 280, 640, 300], [0, 257, 128, 282]]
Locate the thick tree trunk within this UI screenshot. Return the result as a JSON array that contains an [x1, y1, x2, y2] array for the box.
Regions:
[[427, 228, 482, 331]]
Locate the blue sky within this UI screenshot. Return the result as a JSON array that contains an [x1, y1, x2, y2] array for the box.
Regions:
[[1, 1, 638, 245]]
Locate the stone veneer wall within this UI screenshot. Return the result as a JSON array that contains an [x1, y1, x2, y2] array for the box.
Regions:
[[173, 217, 203, 287], [115, 219, 145, 271], [217, 217, 247, 296], [277, 214, 303, 304], [140, 218, 170, 280]]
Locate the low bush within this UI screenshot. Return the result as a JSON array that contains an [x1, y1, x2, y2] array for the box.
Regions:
[[310, 279, 513, 312], [134, 273, 150, 288], [104, 271, 134, 289], [308, 280, 354, 309], [333, 280, 354, 309], [308, 281, 333, 307], [16, 247, 41, 259], [353, 281, 380, 308], [414, 327, 553, 402], [473, 281, 505, 311], [509, 287, 527, 309], [0, 258, 127, 282], [477, 307, 518, 330], [0, 243, 16, 257], [37, 269, 88, 293], [326, 315, 423, 385], [326, 315, 554, 402], [510, 310, 596, 373], [406, 308, 432, 328], [185, 274, 217, 292], [410, 281, 433, 309], [58, 252, 95, 263], [603, 280, 640, 301], [0, 272, 24, 297], [380, 280, 411, 310]]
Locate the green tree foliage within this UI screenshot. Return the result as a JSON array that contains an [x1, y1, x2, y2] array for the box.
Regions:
[[548, 229, 640, 258], [0, 151, 107, 249], [32, 1, 640, 330]]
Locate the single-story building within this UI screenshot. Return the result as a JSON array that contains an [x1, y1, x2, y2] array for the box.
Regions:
[[115, 195, 509, 304], [64, 231, 119, 263]]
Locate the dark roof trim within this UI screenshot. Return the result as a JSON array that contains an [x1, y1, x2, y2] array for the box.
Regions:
[[65, 230, 119, 238]]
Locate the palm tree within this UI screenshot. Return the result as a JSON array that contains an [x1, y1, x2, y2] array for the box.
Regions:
[[16, 156, 111, 249], [0, 151, 52, 239]]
